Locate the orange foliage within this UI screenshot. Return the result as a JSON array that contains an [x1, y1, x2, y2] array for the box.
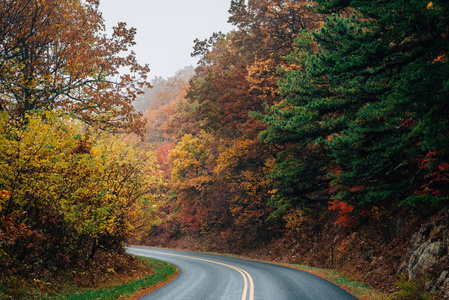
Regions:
[[246, 57, 281, 101], [156, 143, 172, 180], [142, 79, 191, 143], [215, 138, 277, 231], [232, 0, 322, 106], [0, 0, 149, 135]]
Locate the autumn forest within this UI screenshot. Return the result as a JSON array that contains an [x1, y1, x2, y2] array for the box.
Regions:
[[1, 0, 449, 298]]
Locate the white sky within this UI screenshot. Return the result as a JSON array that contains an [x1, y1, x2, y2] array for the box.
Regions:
[[99, 0, 235, 79]]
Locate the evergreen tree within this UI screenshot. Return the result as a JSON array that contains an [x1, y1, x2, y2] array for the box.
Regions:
[[260, 0, 449, 212]]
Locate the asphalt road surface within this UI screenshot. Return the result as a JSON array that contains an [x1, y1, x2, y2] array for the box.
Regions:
[[126, 246, 359, 300]]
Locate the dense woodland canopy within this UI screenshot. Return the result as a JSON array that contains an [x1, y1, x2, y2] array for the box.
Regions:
[[1, 0, 448, 297], [144, 0, 448, 238], [141, 0, 449, 296]]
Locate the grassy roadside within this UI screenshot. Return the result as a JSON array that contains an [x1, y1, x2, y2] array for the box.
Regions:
[[284, 264, 389, 300], [51, 256, 178, 300], [5, 257, 178, 300]]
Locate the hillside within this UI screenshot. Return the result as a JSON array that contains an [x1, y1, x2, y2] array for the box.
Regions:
[[134, 1, 449, 298]]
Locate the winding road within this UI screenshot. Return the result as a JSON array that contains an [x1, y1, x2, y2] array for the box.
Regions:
[[126, 246, 358, 300]]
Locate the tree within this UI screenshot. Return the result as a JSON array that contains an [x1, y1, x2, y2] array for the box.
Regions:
[[0, 0, 149, 135], [157, 0, 324, 241], [169, 132, 229, 233], [230, 0, 322, 103], [260, 0, 449, 217], [0, 110, 160, 274], [142, 72, 193, 144], [189, 32, 262, 140], [255, 28, 334, 217], [313, 0, 449, 207], [215, 138, 278, 237]]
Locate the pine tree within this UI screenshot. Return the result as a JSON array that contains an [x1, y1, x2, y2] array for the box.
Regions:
[[260, 0, 449, 212]]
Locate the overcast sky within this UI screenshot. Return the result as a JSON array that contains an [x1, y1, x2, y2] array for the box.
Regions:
[[99, 0, 235, 79]]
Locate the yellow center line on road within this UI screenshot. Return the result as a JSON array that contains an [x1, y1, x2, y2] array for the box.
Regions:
[[134, 248, 255, 300]]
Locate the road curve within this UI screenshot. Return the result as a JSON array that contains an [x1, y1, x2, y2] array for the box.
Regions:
[[126, 246, 358, 300]]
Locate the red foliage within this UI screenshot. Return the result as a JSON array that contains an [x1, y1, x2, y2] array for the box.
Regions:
[[328, 200, 355, 226], [399, 118, 417, 129], [416, 151, 449, 198], [348, 185, 364, 192]]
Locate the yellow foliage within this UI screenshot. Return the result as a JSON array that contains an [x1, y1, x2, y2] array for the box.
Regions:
[[169, 132, 213, 184], [246, 57, 280, 100], [283, 208, 308, 235], [215, 138, 276, 229], [0, 110, 161, 242]]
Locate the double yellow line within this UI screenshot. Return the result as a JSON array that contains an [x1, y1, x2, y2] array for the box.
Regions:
[[136, 248, 255, 300]]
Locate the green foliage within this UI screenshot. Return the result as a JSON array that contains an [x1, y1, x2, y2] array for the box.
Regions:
[[260, 0, 449, 215], [392, 275, 435, 300], [160, 0, 321, 238]]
